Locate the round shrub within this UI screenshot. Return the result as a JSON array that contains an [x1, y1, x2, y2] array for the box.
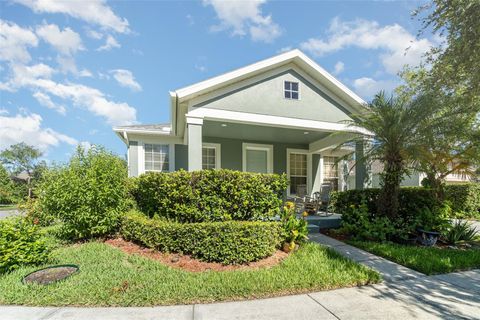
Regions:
[[32, 146, 130, 240], [120, 210, 282, 264], [130, 169, 288, 223], [0, 217, 51, 273]]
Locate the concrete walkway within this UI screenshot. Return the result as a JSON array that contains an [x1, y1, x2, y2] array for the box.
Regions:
[[309, 233, 425, 282], [2, 234, 479, 320]]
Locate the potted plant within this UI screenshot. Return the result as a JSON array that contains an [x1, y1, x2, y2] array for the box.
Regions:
[[416, 204, 450, 246]]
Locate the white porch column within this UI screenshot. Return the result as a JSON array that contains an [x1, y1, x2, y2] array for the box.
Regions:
[[186, 116, 203, 171]]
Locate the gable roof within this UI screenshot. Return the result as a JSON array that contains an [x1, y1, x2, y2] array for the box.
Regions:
[[171, 49, 366, 110]]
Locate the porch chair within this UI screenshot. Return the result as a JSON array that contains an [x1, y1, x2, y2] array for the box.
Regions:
[[316, 183, 333, 216]]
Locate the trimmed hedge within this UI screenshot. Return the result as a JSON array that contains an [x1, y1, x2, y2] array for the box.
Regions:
[[330, 187, 438, 220], [120, 211, 282, 264], [444, 184, 480, 219], [330, 184, 480, 219], [130, 169, 288, 223]]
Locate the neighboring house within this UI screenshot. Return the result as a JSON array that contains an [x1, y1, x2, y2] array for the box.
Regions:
[[114, 49, 371, 196], [345, 160, 476, 190]]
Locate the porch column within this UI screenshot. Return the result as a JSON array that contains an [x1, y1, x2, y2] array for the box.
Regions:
[[186, 116, 203, 171], [355, 140, 367, 190]]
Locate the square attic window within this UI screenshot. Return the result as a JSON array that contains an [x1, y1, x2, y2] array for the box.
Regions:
[[284, 81, 299, 100]]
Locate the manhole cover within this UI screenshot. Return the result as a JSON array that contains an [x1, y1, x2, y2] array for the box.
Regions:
[[22, 265, 79, 285]]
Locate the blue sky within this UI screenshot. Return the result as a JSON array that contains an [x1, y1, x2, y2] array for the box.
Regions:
[[0, 0, 436, 163]]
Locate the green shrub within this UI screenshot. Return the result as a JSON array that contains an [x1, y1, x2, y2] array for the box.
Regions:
[[30, 146, 130, 240], [0, 217, 51, 273], [444, 220, 478, 245], [331, 184, 480, 220], [121, 210, 282, 264], [131, 169, 288, 223], [444, 183, 480, 219], [341, 200, 400, 241], [330, 187, 438, 220]]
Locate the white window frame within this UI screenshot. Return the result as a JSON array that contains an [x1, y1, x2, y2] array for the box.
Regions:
[[202, 143, 221, 170], [322, 155, 340, 191], [138, 142, 175, 174], [286, 149, 312, 197], [284, 80, 300, 100], [242, 143, 273, 174]]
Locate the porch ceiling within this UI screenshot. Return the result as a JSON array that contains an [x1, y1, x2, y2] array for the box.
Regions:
[[202, 120, 330, 144]]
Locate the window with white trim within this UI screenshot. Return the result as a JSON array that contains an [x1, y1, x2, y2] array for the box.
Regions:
[[323, 156, 339, 191], [242, 143, 273, 174], [284, 81, 299, 100], [144, 144, 169, 172], [202, 144, 220, 170], [289, 153, 307, 195]]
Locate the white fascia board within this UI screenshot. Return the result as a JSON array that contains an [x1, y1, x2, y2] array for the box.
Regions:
[[169, 91, 178, 136], [187, 108, 368, 134], [113, 128, 172, 136]]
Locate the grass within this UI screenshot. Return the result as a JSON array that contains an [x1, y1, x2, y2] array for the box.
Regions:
[[0, 242, 380, 306], [348, 240, 480, 275]]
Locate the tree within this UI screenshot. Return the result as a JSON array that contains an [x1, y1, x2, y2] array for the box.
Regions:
[[347, 92, 429, 219], [0, 165, 15, 204], [0, 143, 43, 198], [414, 0, 480, 108]]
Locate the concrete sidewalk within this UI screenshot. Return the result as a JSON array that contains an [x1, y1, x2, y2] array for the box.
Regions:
[[2, 234, 479, 320], [2, 269, 479, 320]]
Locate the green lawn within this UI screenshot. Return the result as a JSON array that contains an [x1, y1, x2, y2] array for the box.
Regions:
[[349, 240, 480, 275], [0, 242, 380, 306]]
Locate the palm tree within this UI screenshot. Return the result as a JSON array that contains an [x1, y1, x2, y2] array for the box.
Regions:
[[349, 92, 429, 219]]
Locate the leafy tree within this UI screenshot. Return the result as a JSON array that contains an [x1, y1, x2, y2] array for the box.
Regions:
[[31, 145, 130, 240], [0, 143, 43, 198], [414, 0, 480, 107], [0, 165, 15, 204], [347, 92, 429, 219]]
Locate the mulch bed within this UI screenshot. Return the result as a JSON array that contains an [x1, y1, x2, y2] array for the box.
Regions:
[[23, 266, 78, 285], [105, 238, 289, 272]]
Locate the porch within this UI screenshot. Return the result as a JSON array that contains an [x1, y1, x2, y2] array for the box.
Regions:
[[180, 115, 369, 194]]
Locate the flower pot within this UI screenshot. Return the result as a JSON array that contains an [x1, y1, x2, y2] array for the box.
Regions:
[[417, 228, 441, 247], [282, 242, 295, 253]]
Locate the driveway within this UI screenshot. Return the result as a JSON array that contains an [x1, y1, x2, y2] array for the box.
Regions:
[[0, 209, 20, 219]]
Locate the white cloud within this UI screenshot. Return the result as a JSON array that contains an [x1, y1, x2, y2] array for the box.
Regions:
[[32, 91, 66, 114], [0, 109, 9, 115], [109, 69, 142, 91], [0, 112, 77, 152], [277, 46, 292, 54], [2, 63, 137, 125], [55, 55, 92, 77], [203, 0, 282, 43], [97, 35, 120, 51], [36, 23, 84, 55], [352, 77, 398, 99], [0, 20, 38, 63], [85, 28, 103, 40], [14, 0, 130, 33], [195, 64, 207, 72], [300, 17, 434, 74], [333, 61, 345, 75]]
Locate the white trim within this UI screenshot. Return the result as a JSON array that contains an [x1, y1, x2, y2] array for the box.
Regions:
[[286, 149, 311, 197], [202, 143, 221, 170], [242, 143, 273, 174], [113, 127, 172, 136], [186, 116, 204, 125], [139, 142, 173, 175], [284, 80, 300, 101], [187, 108, 370, 134]]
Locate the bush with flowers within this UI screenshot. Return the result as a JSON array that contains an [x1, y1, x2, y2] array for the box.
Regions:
[[280, 201, 309, 252]]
